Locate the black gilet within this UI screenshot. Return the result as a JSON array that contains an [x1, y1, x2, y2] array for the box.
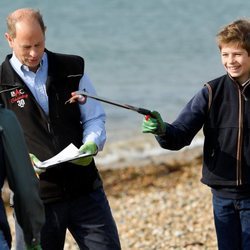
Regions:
[[0, 50, 102, 203]]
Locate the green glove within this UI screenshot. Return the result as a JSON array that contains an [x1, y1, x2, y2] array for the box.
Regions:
[[71, 141, 97, 166], [29, 153, 46, 175], [26, 244, 42, 250], [141, 111, 166, 135]]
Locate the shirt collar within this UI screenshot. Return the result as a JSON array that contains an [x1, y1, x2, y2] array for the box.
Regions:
[[242, 78, 250, 87], [228, 73, 250, 87], [10, 52, 47, 73]]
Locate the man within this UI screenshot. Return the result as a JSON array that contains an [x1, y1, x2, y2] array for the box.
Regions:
[[0, 106, 44, 249], [0, 8, 121, 250], [142, 19, 250, 249]]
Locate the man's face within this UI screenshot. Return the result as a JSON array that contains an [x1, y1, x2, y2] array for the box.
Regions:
[[220, 44, 250, 84], [5, 20, 45, 72]]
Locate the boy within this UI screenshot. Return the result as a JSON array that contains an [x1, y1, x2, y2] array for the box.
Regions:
[[142, 19, 250, 249]]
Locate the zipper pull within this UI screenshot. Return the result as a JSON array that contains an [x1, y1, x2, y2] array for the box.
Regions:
[[47, 122, 51, 133]]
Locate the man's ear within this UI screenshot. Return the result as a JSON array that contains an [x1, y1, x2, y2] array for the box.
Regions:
[[5, 33, 14, 48]]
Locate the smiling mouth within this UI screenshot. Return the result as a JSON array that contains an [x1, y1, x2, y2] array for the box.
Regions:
[[228, 66, 240, 71]]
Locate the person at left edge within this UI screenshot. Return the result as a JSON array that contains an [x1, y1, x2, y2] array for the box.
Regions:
[[0, 8, 121, 250], [0, 106, 45, 250]]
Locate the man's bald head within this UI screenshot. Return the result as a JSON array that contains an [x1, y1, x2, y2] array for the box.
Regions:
[[6, 8, 46, 38]]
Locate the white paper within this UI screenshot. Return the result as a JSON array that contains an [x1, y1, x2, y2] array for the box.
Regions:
[[36, 143, 95, 169]]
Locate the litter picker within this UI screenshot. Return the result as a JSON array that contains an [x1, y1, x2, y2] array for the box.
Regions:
[[65, 90, 153, 117]]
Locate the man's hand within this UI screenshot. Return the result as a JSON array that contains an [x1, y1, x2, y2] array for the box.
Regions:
[[65, 91, 87, 104], [71, 141, 97, 166], [142, 111, 166, 135], [26, 244, 42, 250], [29, 154, 45, 175]]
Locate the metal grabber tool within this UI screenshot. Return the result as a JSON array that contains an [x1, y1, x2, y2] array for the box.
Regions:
[[65, 90, 153, 118]]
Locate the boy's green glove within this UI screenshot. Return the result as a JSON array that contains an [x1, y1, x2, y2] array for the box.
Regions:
[[141, 111, 166, 135], [71, 141, 97, 166], [26, 244, 42, 250], [29, 153, 45, 175]]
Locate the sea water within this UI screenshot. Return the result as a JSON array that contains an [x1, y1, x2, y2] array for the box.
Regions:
[[0, 0, 249, 166]]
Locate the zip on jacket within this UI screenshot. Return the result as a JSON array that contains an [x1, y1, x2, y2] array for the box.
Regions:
[[157, 74, 250, 187]]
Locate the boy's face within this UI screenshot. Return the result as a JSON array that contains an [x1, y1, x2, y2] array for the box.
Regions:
[[220, 44, 250, 84]]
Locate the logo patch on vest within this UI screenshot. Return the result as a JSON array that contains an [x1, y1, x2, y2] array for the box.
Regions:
[[10, 88, 28, 108]]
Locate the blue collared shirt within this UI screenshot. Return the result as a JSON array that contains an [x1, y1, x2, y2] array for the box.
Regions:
[[9, 52, 106, 150]]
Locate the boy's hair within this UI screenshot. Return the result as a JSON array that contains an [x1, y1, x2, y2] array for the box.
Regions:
[[216, 19, 250, 54], [6, 8, 46, 38]]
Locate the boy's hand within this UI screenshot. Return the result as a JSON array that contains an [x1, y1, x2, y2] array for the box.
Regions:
[[142, 111, 166, 135]]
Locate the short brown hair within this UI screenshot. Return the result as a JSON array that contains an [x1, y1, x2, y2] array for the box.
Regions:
[[6, 8, 46, 38], [216, 19, 250, 54]]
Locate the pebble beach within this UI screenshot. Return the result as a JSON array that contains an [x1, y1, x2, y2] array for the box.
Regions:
[[102, 146, 217, 250], [6, 145, 218, 250]]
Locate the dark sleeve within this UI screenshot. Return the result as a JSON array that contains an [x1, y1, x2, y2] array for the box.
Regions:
[[0, 141, 12, 248], [0, 107, 45, 246], [156, 86, 209, 150]]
